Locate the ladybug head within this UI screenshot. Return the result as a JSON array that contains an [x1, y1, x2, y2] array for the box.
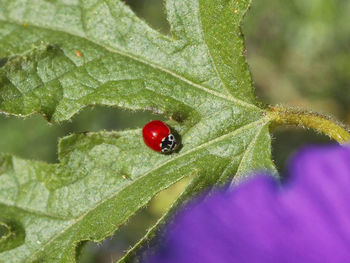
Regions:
[[161, 133, 177, 153]]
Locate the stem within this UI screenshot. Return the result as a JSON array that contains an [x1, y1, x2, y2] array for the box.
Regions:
[[267, 105, 350, 143]]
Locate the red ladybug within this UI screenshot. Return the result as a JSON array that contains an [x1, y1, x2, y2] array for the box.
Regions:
[[142, 120, 177, 153]]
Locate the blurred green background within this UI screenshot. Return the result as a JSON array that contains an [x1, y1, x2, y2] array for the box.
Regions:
[[1, 0, 349, 262]]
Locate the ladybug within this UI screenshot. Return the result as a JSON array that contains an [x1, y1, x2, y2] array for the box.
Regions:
[[142, 120, 177, 153]]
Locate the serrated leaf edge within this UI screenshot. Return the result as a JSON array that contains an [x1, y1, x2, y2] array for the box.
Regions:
[[24, 116, 269, 262]]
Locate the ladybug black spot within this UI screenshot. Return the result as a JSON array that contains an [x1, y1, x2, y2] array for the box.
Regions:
[[161, 133, 177, 153]]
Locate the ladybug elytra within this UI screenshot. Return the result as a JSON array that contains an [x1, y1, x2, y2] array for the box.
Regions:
[[142, 120, 177, 153]]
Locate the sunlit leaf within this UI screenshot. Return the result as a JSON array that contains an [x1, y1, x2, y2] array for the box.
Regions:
[[0, 0, 276, 262]]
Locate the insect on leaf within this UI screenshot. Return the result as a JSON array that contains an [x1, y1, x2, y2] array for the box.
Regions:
[[0, 0, 276, 262]]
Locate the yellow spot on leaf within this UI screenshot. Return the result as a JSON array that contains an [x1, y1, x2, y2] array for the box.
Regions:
[[75, 50, 83, 57]]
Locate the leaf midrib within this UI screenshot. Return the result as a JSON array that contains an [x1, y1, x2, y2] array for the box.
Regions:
[[196, 2, 233, 98], [1, 19, 259, 111], [24, 117, 269, 262]]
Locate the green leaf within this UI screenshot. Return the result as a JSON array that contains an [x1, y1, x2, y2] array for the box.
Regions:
[[118, 158, 226, 263], [0, 0, 276, 262]]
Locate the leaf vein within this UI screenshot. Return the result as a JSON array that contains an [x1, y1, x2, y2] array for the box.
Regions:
[[0, 19, 259, 110], [25, 118, 268, 262]]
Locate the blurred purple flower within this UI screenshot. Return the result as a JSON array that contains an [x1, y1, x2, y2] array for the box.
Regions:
[[145, 145, 350, 263]]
